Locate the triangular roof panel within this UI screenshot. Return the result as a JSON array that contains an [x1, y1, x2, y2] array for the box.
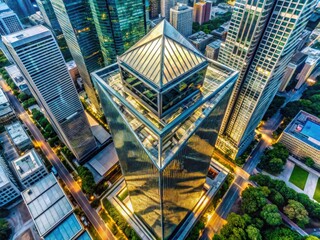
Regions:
[[119, 20, 207, 88]]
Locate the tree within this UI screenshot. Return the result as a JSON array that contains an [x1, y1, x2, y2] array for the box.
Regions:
[[267, 158, 284, 174], [241, 186, 269, 214], [77, 166, 96, 195], [269, 189, 285, 207], [265, 227, 302, 240], [305, 157, 315, 167], [32, 109, 42, 120], [284, 200, 309, 227], [260, 204, 282, 226], [219, 213, 249, 240], [0, 219, 11, 239], [18, 92, 29, 101], [305, 236, 320, 240], [246, 225, 262, 240]]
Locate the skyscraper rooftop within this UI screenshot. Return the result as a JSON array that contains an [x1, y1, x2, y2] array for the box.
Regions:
[[119, 20, 207, 88]]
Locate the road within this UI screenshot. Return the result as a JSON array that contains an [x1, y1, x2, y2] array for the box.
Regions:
[[200, 86, 307, 240], [0, 80, 115, 240]]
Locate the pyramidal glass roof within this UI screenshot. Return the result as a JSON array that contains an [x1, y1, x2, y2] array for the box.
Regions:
[[118, 20, 207, 88]]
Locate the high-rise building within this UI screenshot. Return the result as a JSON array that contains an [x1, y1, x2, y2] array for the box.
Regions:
[[216, 0, 317, 159], [92, 20, 238, 239], [170, 3, 193, 37], [35, 0, 62, 34], [0, 3, 23, 35], [149, 0, 161, 19], [193, 0, 212, 25], [52, 0, 104, 111], [161, 0, 176, 20], [3, 25, 97, 161], [88, 0, 146, 65], [3, 0, 35, 18]]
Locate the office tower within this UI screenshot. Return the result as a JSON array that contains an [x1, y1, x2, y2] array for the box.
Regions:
[[35, 0, 62, 34], [170, 3, 193, 37], [149, 0, 161, 19], [52, 0, 103, 112], [92, 20, 238, 239], [3, 25, 97, 161], [0, 3, 23, 35], [88, 0, 146, 65], [216, 0, 317, 159], [193, 0, 212, 25], [3, 0, 35, 18], [161, 0, 176, 20]]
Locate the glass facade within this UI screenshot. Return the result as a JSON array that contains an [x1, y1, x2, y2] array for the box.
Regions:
[[36, 0, 62, 34], [88, 0, 146, 65], [52, 0, 104, 111], [216, 0, 317, 158], [92, 20, 238, 239]]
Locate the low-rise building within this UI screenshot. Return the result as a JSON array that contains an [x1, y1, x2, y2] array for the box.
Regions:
[[188, 31, 214, 51], [6, 121, 32, 152], [211, 21, 229, 40], [205, 39, 222, 60], [5, 65, 30, 94], [22, 173, 88, 239], [280, 111, 320, 166], [0, 87, 15, 124], [0, 157, 20, 207], [12, 149, 47, 188]]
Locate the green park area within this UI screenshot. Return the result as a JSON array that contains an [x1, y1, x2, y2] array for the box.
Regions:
[[314, 178, 320, 202], [289, 165, 309, 190]]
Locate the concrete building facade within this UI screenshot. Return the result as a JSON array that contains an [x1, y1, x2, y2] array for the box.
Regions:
[[3, 26, 97, 161], [170, 3, 193, 37]]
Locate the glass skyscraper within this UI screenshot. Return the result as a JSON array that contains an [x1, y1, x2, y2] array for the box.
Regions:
[[3, 26, 97, 161], [92, 20, 238, 239], [36, 0, 62, 35], [52, 0, 104, 111], [88, 0, 147, 65], [216, 0, 317, 158]]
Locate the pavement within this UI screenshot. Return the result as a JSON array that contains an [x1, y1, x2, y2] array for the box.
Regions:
[[200, 86, 308, 239], [0, 79, 115, 240]]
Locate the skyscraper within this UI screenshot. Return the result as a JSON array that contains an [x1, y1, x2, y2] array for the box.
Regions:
[[149, 0, 161, 19], [3, 0, 35, 18], [170, 3, 193, 37], [52, 0, 104, 111], [0, 2, 23, 35], [193, 0, 212, 25], [88, 0, 146, 65], [92, 20, 238, 239], [35, 0, 62, 34], [161, 0, 176, 20], [216, 0, 317, 158], [3, 25, 97, 161]]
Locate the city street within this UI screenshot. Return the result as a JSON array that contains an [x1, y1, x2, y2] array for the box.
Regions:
[[200, 86, 308, 239], [0, 79, 115, 240]]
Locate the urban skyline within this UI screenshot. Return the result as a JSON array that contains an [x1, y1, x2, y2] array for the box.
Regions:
[[0, 0, 320, 240]]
